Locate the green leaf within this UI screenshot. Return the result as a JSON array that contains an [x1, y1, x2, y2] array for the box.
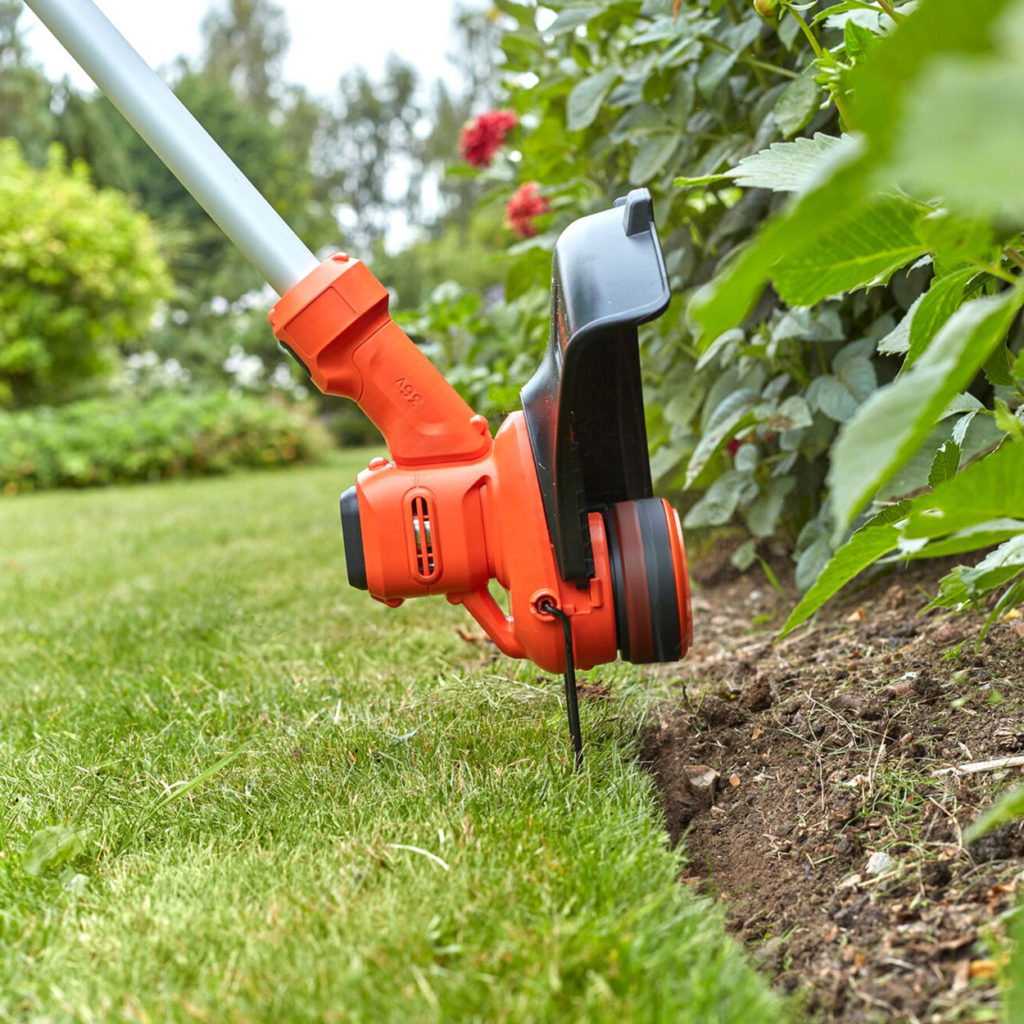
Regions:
[[807, 374, 859, 422], [953, 535, 1024, 598], [684, 389, 758, 486], [891, 56, 1024, 224], [902, 439, 1024, 539], [928, 440, 960, 488], [994, 398, 1024, 442], [566, 68, 619, 131], [916, 209, 994, 271], [676, 134, 845, 193], [1014, 349, 1024, 381], [773, 68, 821, 138], [845, 0, 1016, 157], [904, 268, 974, 368], [876, 296, 918, 356], [843, 18, 877, 62], [732, 134, 847, 194], [746, 476, 795, 538], [546, 7, 601, 35], [984, 348, 1016, 390], [829, 289, 1024, 540], [683, 469, 749, 528], [630, 133, 680, 182], [23, 824, 87, 875], [770, 196, 927, 306], [897, 519, 1024, 561], [673, 172, 732, 189], [779, 501, 912, 638], [965, 784, 1024, 845], [764, 394, 813, 432], [687, 136, 870, 347]]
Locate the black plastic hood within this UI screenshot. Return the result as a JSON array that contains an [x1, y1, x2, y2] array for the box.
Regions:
[[521, 188, 671, 584]]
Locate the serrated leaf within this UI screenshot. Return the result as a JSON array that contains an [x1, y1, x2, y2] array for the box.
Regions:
[[916, 209, 994, 271], [566, 68, 619, 131], [905, 268, 974, 368], [688, 138, 870, 347], [876, 295, 919, 355], [677, 134, 846, 193], [943, 392, 985, 418], [902, 437, 1024, 540], [1014, 349, 1024, 381], [928, 440, 960, 487], [771, 197, 927, 305], [779, 502, 912, 638], [829, 290, 1024, 540], [773, 69, 821, 138], [951, 410, 977, 447], [729, 134, 846, 194]]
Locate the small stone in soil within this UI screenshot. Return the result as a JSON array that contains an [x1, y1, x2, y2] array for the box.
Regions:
[[865, 850, 895, 875]]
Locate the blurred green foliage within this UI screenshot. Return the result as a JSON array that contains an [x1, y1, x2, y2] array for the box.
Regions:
[[0, 389, 329, 492], [0, 140, 173, 409]]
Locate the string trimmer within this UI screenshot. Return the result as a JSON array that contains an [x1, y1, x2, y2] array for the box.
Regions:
[[23, 0, 693, 766]]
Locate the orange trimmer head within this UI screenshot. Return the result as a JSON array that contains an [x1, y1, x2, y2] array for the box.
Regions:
[[268, 190, 692, 763]]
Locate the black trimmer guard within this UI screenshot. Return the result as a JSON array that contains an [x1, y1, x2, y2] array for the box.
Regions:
[[521, 188, 671, 584]]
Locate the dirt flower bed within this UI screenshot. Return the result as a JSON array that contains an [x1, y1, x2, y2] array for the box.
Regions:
[[644, 556, 1024, 1023]]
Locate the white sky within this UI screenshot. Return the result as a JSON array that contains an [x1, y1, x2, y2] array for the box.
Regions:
[[22, 1, 466, 98]]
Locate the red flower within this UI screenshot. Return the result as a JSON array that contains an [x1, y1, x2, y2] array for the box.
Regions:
[[505, 182, 550, 239], [459, 109, 518, 168], [726, 438, 742, 456]]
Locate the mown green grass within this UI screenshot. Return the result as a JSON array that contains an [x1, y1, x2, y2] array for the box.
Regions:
[[0, 453, 786, 1023]]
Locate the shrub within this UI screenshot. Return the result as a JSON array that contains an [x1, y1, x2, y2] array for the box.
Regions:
[[679, 0, 1024, 631], [0, 390, 331, 493], [454, 0, 923, 582], [447, 0, 1024, 622], [0, 140, 173, 408]]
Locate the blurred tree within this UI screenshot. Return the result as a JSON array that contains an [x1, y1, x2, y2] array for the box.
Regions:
[[0, 0, 58, 164], [199, 0, 288, 114], [327, 56, 423, 254]]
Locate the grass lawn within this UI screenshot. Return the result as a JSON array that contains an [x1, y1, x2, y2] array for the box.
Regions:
[[0, 452, 787, 1023]]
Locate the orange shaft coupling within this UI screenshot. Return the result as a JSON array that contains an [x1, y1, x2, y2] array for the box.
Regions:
[[268, 254, 491, 466]]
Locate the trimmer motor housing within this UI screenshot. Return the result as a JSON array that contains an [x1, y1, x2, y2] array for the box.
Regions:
[[269, 188, 691, 676]]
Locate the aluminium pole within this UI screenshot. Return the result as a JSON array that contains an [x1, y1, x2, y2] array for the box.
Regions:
[[22, 0, 321, 296]]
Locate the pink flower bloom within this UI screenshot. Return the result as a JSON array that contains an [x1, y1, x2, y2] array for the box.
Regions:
[[505, 182, 550, 239], [459, 109, 518, 168]]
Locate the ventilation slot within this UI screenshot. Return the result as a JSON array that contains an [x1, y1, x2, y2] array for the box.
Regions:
[[410, 495, 438, 582]]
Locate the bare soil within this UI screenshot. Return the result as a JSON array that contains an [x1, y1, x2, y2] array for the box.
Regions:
[[643, 553, 1024, 1023]]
